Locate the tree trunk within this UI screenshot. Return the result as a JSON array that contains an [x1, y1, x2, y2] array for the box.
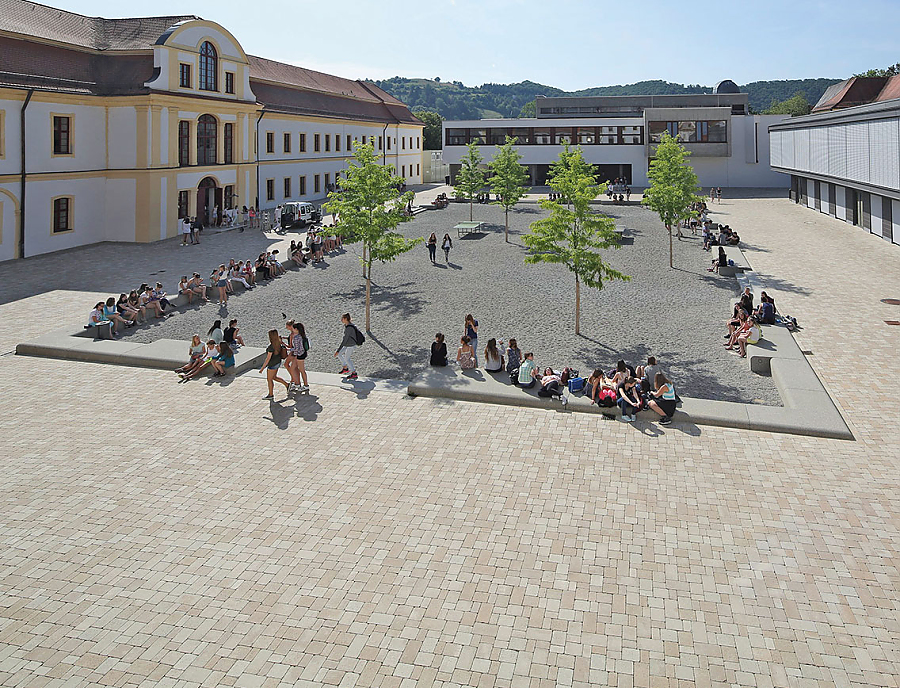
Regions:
[[575, 277, 581, 335], [667, 224, 673, 268], [365, 265, 371, 332], [469, 199, 473, 222], [505, 207, 509, 242]]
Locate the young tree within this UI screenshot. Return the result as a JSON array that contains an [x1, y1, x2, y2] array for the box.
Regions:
[[489, 136, 528, 242], [523, 146, 629, 335], [642, 132, 701, 268], [453, 141, 486, 221], [325, 142, 421, 332]]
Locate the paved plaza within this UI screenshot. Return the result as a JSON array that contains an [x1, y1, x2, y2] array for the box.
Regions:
[[0, 194, 899, 688]]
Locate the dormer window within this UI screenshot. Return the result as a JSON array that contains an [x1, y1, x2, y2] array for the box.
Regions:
[[179, 63, 192, 88], [199, 41, 218, 91]]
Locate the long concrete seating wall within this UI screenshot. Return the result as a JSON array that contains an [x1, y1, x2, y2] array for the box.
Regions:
[[17, 258, 313, 372], [718, 246, 751, 277], [408, 251, 852, 441]]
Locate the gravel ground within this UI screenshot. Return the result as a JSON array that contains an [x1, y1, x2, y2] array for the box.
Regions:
[[120, 201, 779, 404]]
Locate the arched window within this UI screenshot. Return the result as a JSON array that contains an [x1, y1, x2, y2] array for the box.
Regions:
[[197, 115, 217, 165], [199, 41, 218, 91]]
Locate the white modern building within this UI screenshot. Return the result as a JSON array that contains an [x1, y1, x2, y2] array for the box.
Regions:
[[769, 76, 900, 246], [442, 82, 788, 189], [0, 0, 423, 261]]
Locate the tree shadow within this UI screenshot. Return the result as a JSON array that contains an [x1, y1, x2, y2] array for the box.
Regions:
[[365, 332, 424, 381], [330, 281, 428, 318]]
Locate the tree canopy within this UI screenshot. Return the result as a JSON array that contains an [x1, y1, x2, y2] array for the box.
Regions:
[[762, 92, 812, 116], [413, 109, 443, 150], [642, 133, 700, 268], [523, 146, 628, 334], [325, 142, 420, 331], [488, 136, 528, 242], [453, 142, 486, 222]]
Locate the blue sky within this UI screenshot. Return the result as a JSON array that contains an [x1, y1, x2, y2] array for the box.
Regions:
[[53, 0, 900, 90]]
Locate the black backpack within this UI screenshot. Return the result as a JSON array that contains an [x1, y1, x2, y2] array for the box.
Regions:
[[353, 325, 365, 346]]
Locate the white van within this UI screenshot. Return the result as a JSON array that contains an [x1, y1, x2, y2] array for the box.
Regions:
[[281, 202, 320, 229]]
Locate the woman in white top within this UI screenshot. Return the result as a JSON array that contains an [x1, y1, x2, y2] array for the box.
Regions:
[[207, 320, 224, 345], [176, 335, 206, 376], [483, 338, 504, 372]]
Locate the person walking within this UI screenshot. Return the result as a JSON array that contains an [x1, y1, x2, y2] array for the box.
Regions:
[[180, 217, 191, 246], [259, 329, 291, 400], [285, 320, 310, 392], [189, 216, 200, 245], [441, 233, 453, 263], [334, 313, 363, 380], [427, 233, 437, 263], [464, 314, 478, 366]]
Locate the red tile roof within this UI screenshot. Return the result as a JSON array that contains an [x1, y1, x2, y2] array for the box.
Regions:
[[0, 0, 195, 50]]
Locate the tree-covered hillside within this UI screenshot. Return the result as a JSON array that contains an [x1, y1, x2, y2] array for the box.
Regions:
[[372, 77, 841, 120]]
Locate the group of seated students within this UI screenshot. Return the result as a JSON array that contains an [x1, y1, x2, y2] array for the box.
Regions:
[[87, 247, 295, 333], [724, 288, 776, 357], [87, 283, 174, 336], [174, 319, 245, 382], [429, 332, 679, 425], [288, 228, 342, 266]]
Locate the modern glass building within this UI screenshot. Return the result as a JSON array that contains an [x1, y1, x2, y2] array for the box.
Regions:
[[442, 82, 788, 189]]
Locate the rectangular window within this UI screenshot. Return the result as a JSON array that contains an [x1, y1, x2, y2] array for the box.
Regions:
[[325, 173, 330, 189], [649, 122, 676, 143], [554, 128, 572, 145], [577, 127, 595, 145], [266, 132, 274, 154], [224, 123, 233, 164], [299, 133, 306, 152], [883, 196, 894, 241], [401, 165, 406, 177], [178, 121, 190, 166], [347, 134, 352, 151], [177, 190, 189, 219], [416, 163, 420, 176], [362, 135, 367, 145], [179, 63, 192, 88], [417, 136, 420, 149], [224, 185, 234, 209], [284, 177, 291, 198], [52, 197, 70, 232], [387, 137, 391, 150], [445, 128, 466, 146], [402, 136, 406, 149], [621, 126, 643, 145], [283, 132, 291, 153], [378, 136, 383, 150], [266, 179, 274, 201], [708, 120, 727, 143], [509, 128, 530, 145], [325, 134, 331, 152], [335, 134, 340, 152], [299, 176, 306, 195], [225, 72, 235, 94], [53, 116, 71, 154], [314, 174, 321, 193], [534, 129, 551, 145], [314, 134, 320, 152]]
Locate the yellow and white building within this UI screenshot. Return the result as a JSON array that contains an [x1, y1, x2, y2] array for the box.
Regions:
[[0, 0, 424, 260]]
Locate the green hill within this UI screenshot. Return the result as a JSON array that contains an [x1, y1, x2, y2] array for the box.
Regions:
[[372, 77, 842, 119]]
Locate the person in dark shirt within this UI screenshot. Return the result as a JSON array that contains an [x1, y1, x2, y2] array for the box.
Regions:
[[430, 333, 448, 366]]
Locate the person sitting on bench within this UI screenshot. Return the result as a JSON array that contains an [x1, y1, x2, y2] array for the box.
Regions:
[[87, 302, 116, 337], [516, 352, 538, 388]]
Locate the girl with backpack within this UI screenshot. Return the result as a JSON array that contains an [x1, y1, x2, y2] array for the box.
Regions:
[[334, 313, 363, 380], [285, 320, 310, 393], [259, 329, 291, 399]]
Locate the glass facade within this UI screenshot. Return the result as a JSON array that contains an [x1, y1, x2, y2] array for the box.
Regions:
[[445, 126, 644, 146], [649, 120, 727, 143]]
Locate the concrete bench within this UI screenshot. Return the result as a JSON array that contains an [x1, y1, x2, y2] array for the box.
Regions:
[[406, 365, 851, 439], [17, 333, 267, 375], [613, 227, 633, 244], [718, 246, 752, 277], [82, 321, 114, 340]]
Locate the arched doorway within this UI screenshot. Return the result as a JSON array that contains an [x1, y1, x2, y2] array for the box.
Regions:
[[197, 177, 222, 227]]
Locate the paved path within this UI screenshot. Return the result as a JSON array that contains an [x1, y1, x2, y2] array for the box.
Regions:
[[0, 195, 898, 688]]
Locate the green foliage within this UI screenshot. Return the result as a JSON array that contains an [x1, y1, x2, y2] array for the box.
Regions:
[[412, 109, 443, 150], [518, 101, 536, 118], [374, 77, 841, 120], [325, 142, 421, 329], [453, 142, 486, 221], [855, 63, 900, 77], [523, 146, 629, 333], [762, 91, 812, 116], [489, 136, 528, 241], [642, 133, 700, 267]]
